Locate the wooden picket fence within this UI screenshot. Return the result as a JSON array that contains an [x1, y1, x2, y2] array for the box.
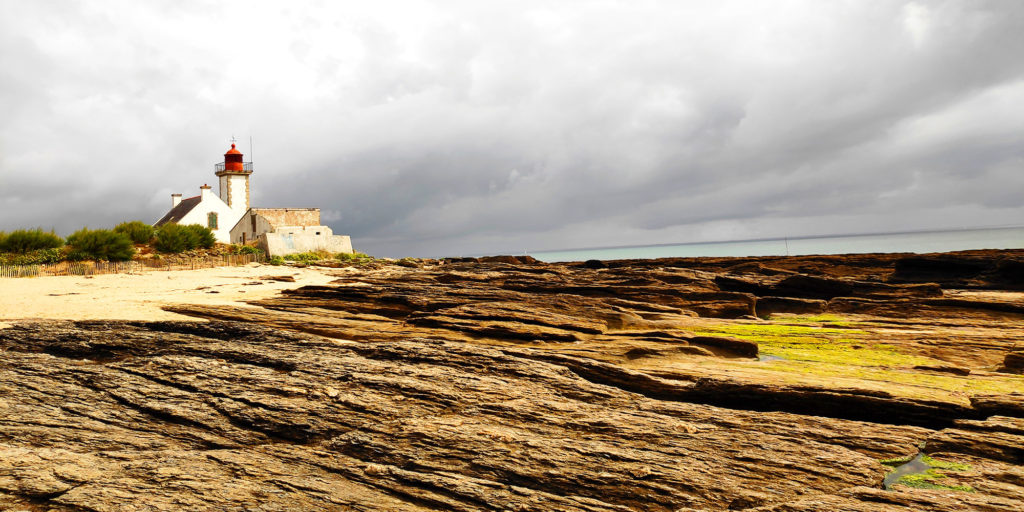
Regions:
[[0, 253, 266, 278]]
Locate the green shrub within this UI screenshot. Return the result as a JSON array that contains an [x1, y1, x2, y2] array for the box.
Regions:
[[155, 224, 188, 253], [65, 228, 136, 261], [36, 247, 64, 264], [0, 247, 64, 265], [114, 221, 155, 244], [182, 224, 216, 249], [155, 224, 216, 252], [0, 228, 63, 253], [268, 256, 285, 266]]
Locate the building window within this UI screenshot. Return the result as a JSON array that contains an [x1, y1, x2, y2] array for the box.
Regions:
[[208, 212, 218, 229]]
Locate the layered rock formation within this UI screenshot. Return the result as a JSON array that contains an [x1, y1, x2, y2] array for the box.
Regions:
[[1, 249, 1023, 510]]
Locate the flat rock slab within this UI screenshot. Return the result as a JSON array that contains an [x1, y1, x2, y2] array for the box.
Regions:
[[1, 321, 1021, 510], [0, 320, 977, 511]]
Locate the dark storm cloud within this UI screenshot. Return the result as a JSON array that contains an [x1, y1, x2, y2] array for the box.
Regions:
[[1, 1, 1023, 257]]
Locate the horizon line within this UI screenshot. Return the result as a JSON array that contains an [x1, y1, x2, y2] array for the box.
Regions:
[[521, 223, 1024, 256]]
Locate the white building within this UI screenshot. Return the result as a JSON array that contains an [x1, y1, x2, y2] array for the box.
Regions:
[[155, 143, 251, 243], [156, 142, 353, 256]]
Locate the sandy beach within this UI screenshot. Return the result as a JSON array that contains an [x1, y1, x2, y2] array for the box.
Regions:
[[0, 264, 338, 324]]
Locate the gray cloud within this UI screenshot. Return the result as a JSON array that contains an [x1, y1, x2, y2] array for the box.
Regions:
[[1, 1, 1023, 257]]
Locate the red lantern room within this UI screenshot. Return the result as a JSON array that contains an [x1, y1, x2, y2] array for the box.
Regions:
[[224, 143, 244, 171], [214, 139, 253, 210]]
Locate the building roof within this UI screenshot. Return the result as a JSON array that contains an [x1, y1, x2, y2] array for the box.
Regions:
[[155, 196, 201, 226]]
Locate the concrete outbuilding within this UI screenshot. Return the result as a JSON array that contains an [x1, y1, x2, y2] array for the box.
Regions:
[[229, 208, 352, 257]]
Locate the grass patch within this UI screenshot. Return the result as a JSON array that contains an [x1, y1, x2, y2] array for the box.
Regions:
[[692, 322, 936, 368], [895, 473, 974, 492], [921, 455, 970, 472], [285, 251, 369, 263], [887, 455, 974, 492], [756, 359, 1024, 400], [694, 323, 867, 339], [283, 252, 324, 263], [692, 317, 1024, 402], [695, 312, 1024, 405], [336, 251, 371, 261], [769, 313, 862, 327], [267, 251, 371, 266], [763, 343, 938, 368]]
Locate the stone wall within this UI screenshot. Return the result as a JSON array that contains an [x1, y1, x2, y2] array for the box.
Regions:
[[229, 208, 322, 245], [254, 208, 320, 228]]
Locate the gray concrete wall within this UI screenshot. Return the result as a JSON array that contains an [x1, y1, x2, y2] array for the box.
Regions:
[[259, 227, 353, 257]]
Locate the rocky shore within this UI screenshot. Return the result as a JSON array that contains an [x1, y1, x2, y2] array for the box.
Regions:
[[1, 250, 1023, 510]]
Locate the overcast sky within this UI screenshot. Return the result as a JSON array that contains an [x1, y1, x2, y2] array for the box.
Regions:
[[1, 1, 1023, 257]]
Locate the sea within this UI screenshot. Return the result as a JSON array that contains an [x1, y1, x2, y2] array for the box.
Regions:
[[528, 226, 1024, 263]]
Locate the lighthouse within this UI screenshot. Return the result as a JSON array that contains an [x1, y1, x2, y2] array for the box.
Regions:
[[155, 141, 254, 243], [215, 142, 253, 216], [156, 139, 353, 256]]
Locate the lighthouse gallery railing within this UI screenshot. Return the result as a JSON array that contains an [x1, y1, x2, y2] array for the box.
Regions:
[[214, 162, 253, 172]]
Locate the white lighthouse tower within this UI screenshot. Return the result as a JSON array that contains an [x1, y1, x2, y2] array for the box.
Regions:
[[215, 141, 253, 218]]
